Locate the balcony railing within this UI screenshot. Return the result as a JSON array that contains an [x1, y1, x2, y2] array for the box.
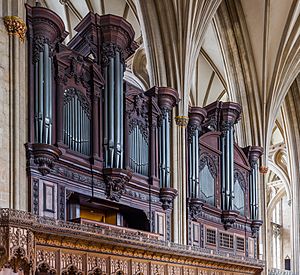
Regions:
[[0, 208, 264, 268], [269, 268, 295, 275]]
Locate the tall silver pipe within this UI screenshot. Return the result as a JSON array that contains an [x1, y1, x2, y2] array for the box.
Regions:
[[44, 43, 50, 144], [68, 100, 71, 149], [34, 63, 39, 142], [254, 163, 258, 219], [188, 141, 192, 197], [78, 103, 81, 153], [226, 129, 230, 209], [165, 112, 170, 188], [120, 62, 124, 167], [138, 127, 140, 173], [161, 118, 167, 187], [195, 130, 199, 198], [192, 134, 196, 197], [82, 110, 85, 154], [108, 57, 115, 168], [48, 55, 52, 144], [114, 52, 121, 168], [38, 51, 44, 143], [159, 126, 162, 182], [85, 114, 88, 154], [74, 96, 77, 152], [87, 115, 90, 155], [72, 97, 75, 150], [104, 67, 108, 164], [129, 132, 132, 168], [134, 129, 136, 170], [142, 135, 145, 175], [63, 101, 66, 143], [136, 127, 138, 172], [221, 135, 226, 209], [230, 127, 234, 204]]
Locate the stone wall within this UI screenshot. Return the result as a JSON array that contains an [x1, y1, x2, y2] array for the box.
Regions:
[[0, 0, 28, 210]]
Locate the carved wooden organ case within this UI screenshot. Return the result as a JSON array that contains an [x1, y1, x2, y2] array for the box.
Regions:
[[187, 101, 263, 258], [26, 5, 179, 241]]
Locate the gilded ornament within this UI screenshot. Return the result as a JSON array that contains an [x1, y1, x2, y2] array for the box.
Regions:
[[175, 115, 189, 127], [3, 16, 27, 42], [259, 166, 269, 174]]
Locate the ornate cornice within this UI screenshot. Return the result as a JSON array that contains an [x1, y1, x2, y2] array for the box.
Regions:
[[3, 16, 27, 42]]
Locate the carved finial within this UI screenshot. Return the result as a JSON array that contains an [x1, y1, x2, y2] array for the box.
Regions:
[[3, 16, 27, 42]]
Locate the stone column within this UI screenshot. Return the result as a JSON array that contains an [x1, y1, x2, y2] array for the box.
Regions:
[[173, 116, 189, 244], [1, 1, 27, 210], [259, 165, 268, 274], [136, 0, 222, 245]]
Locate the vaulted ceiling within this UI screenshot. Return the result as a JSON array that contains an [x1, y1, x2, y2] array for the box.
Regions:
[[41, 0, 300, 148]]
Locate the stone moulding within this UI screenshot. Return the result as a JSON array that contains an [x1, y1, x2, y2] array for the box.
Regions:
[[3, 16, 27, 42], [0, 208, 264, 273]]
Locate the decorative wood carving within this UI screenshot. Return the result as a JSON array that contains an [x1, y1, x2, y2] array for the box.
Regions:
[[103, 168, 132, 202], [159, 188, 178, 210], [221, 210, 239, 230], [26, 143, 62, 175], [189, 198, 203, 220]]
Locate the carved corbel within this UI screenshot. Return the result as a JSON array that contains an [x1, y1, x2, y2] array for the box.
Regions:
[[103, 169, 132, 202], [159, 188, 178, 210], [26, 143, 62, 175], [188, 198, 203, 220], [251, 220, 263, 238], [221, 210, 239, 230]]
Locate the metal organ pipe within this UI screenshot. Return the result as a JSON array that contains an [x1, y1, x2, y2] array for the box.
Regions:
[[38, 51, 44, 143], [34, 43, 54, 144], [120, 62, 124, 166], [62, 89, 91, 156], [114, 52, 121, 168], [230, 125, 234, 209], [103, 48, 150, 173], [44, 43, 50, 144], [104, 67, 108, 165], [159, 110, 171, 188], [221, 122, 234, 211]]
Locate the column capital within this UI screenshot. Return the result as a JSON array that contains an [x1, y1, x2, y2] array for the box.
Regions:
[[259, 166, 269, 174], [175, 116, 189, 127], [3, 16, 27, 42]]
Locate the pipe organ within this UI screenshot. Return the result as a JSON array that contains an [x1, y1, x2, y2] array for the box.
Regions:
[[63, 88, 91, 155], [0, 4, 264, 275]]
